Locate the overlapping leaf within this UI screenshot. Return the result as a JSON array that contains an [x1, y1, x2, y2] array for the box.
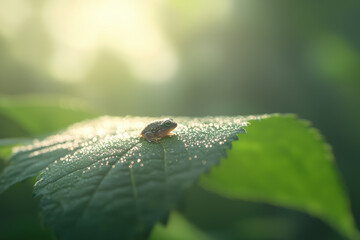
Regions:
[[200, 116, 357, 239], [0, 116, 251, 240]]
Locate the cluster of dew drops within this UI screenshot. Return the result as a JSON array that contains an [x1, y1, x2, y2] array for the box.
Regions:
[[23, 117, 145, 175], [175, 117, 248, 166], [21, 116, 251, 176]]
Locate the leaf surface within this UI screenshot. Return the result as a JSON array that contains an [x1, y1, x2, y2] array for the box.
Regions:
[[199, 115, 357, 239], [0, 116, 248, 239]]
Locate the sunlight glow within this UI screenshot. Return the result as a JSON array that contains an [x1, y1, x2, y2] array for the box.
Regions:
[[0, 0, 31, 38], [0, 0, 233, 83], [43, 0, 178, 83]]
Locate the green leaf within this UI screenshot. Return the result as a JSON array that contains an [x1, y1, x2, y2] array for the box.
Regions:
[[0, 137, 35, 146], [199, 115, 357, 239], [0, 146, 13, 162], [0, 96, 97, 137], [150, 211, 210, 240], [0, 111, 30, 138], [0, 116, 248, 240]]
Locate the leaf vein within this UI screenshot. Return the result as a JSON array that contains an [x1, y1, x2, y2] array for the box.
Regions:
[[76, 141, 141, 223]]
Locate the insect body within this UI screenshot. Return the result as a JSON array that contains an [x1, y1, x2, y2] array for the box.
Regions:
[[140, 118, 177, 143]]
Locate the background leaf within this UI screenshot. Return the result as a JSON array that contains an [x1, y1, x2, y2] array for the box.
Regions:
[[150, 211, 210, 240], [0, 116, 248, 240], [199, 115, 357, 239], [0, 96, 98, 137]]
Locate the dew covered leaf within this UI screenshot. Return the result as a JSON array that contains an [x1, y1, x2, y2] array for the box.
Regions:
[[0, 116, 249, 240], [199, 115, 357, 239]]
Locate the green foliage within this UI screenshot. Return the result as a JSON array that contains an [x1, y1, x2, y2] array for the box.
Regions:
[[0, 116, 248, 239], [0, 96, 97, 162], [0, 97, 98, 239], [200, 116, 357, 239], [150, 211, 210, 240], [0, 96, 97, 137], [0, 182, 54, 240], [0, 114, 357, 239]]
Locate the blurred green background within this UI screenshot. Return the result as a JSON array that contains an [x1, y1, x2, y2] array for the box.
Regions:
[[0, 0, 359, 239]]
